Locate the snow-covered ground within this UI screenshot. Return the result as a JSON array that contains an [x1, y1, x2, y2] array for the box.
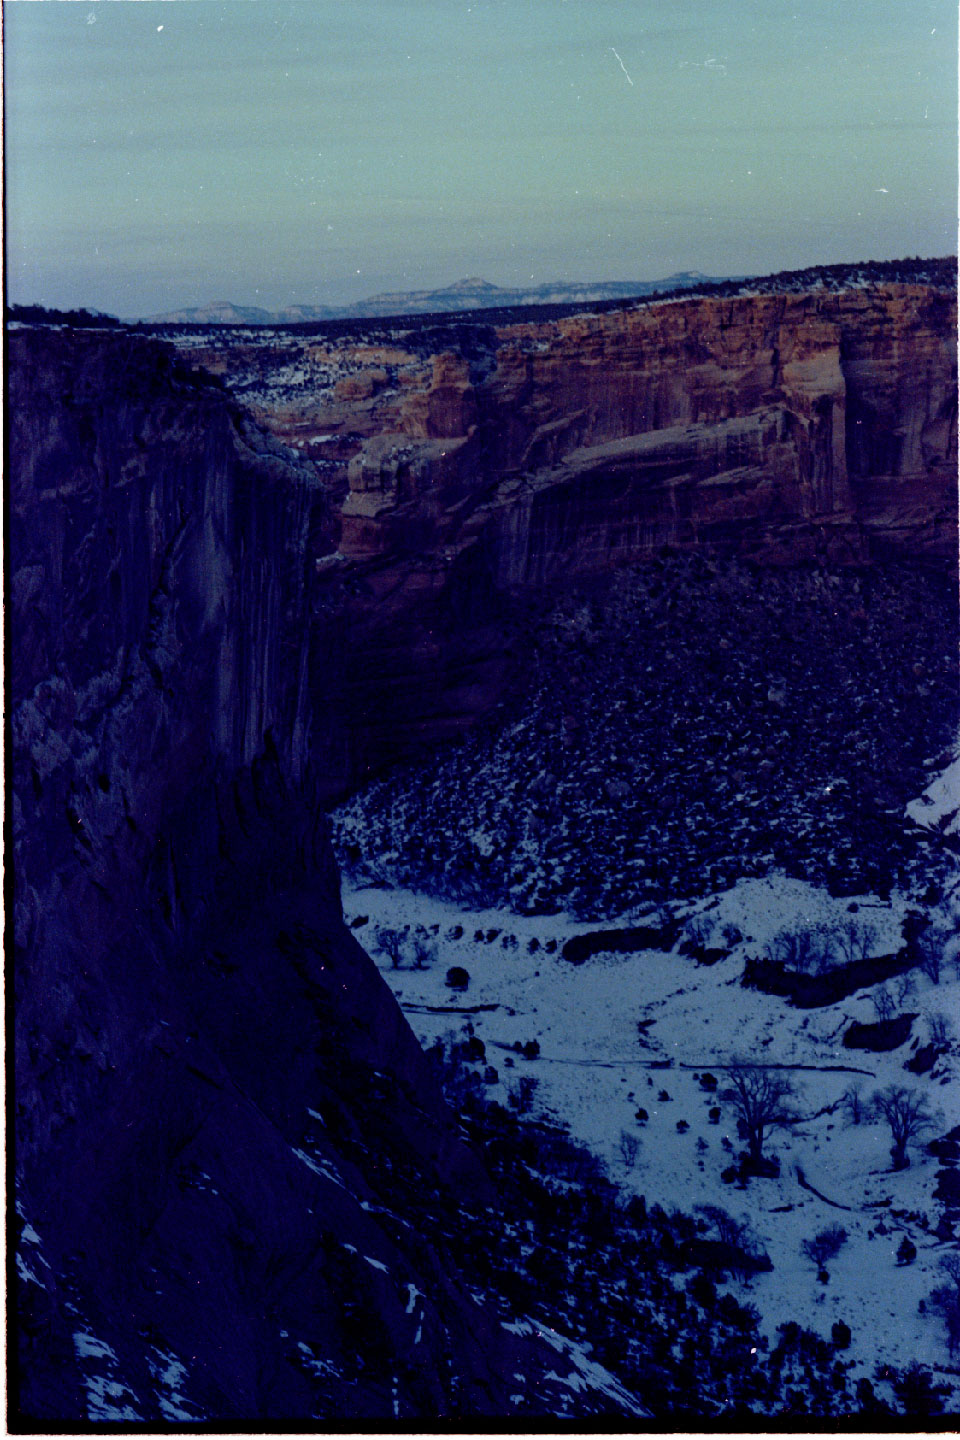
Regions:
[[342, 870, 960, 1386]]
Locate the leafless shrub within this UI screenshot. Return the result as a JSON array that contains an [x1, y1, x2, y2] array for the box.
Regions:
[[872, 985, 895, 1022], [619, 1129, 641, 1168], [802, 1224, 848, 1273]]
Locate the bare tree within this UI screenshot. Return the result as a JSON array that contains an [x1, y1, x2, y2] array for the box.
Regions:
[[918, 932, 944, 985], [510, 1075, 538, 1115], [872, 985, 895, 1022], [619, 1128, 641, 1168], [840, 1082, 866, 1126], [696, 1203, 747, 1248], [894, 971, 915, 1006], [769, 926, 823, 974], [695, 1204, 766, 1282], [833, 918, 879, 968], [684, 916, 714, 951], [871, 1084, 936, 1169], [377, 926, 406, 969], [720, 1063, 800, 1164]]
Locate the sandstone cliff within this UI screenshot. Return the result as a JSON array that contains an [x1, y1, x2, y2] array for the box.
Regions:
[[10, 331, 626, 1421], [269, 284, 953, 792], [334, 285, 956, 574]]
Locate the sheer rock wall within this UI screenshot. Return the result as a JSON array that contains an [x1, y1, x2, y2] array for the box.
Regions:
[[10, 330, 597, 1421], [337, 286, 956, 573]]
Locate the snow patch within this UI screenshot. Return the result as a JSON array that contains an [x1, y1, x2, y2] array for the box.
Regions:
[[82, 1375, 143, 1423], [16, 1254, 45, 1289], [291, 1146, 345, 1188], [505, 1317, 649, 1415], [73, 1331, 118, 1363], [405, 1282, 424, 1314], [907, 742, 960, 835], [147, 1347, 202, 1423]]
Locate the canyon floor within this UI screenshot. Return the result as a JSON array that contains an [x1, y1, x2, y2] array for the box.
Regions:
[[331, 557, 960, 1408], [339, 865, 960, 1396]]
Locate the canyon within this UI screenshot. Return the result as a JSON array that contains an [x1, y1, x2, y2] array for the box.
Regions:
[[9, 269, 958, 1421]]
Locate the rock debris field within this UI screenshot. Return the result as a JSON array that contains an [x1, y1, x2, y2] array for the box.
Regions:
[[335, 554, 958, 919]]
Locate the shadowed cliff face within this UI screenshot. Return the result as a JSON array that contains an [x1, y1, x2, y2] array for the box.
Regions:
[[10, 331, 624, 1421]]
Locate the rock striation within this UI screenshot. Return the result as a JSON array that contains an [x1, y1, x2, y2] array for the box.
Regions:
[[10, 331, 629, 1421], [337, 286, 956, 573]]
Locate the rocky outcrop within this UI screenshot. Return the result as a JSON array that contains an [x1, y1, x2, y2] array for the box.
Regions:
[[10, 331, 630, 1421]]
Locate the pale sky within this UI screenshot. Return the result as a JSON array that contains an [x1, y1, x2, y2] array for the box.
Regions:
[[4, 0, 957, 316]]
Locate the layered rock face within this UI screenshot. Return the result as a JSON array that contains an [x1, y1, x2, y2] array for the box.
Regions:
[[336, 285, 956, 573], [280, 284, 954, 787], [10, 331, 615, 1421]]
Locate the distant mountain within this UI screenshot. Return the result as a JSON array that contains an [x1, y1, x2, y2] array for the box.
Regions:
[[141, 272, 731, 325], [143, 300, 288, 325]]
